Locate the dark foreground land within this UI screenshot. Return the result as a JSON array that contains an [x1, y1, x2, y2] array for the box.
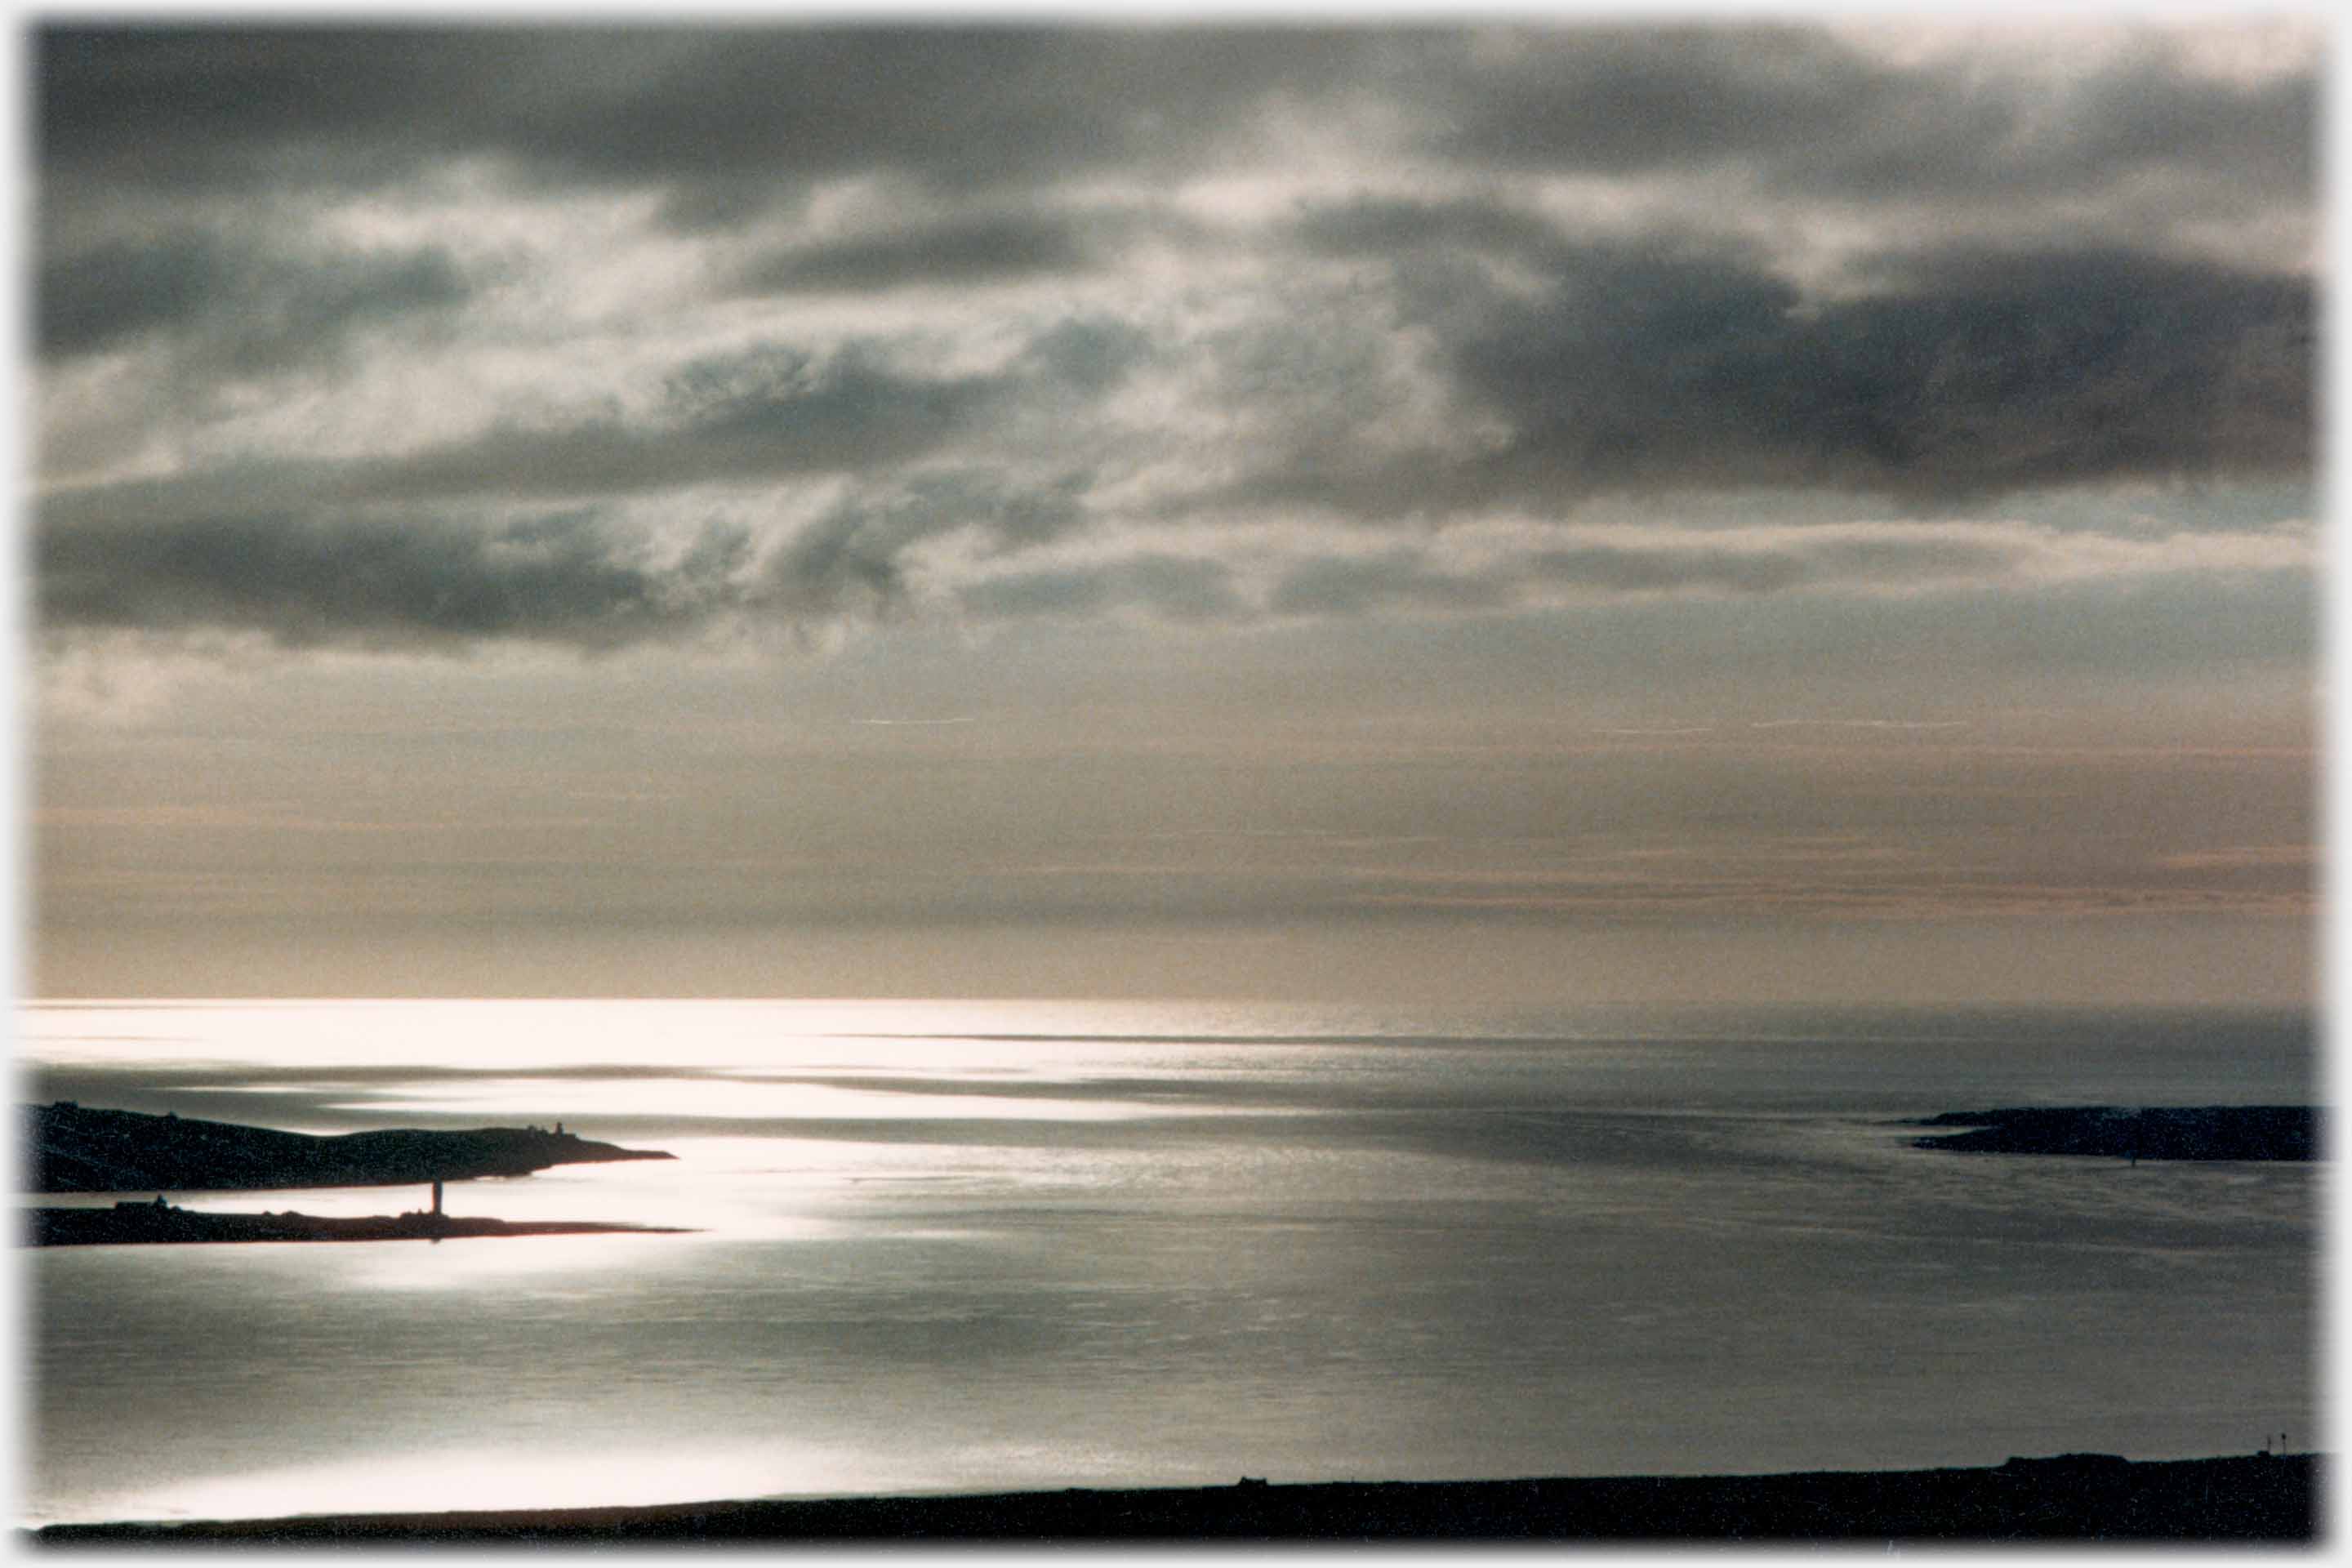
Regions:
[[24, 1204, 688, 1248], [29, 1454, 2319, 1544], [1913, 1104, 2319, 1160], [21, 1102, 674, 1192]]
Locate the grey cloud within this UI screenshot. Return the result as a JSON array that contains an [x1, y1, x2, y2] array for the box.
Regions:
[[2058, 48, 2317, 200], [760, 507, 906, 623], [38, 464, 1110, 651], [1274, 228, 2310, 512], [38, 457, 1120, 649], [1268, 553, 1509, 617], [1117, 557, 1251, 623], [36, 27, 508, 191], [958, 568, 1116, 621], [958, 528, 2038, 631], [33, 311, 1130, 648], [1526, 536, 2021, 595], [1017, 315, 1156, 395], [746, 468, 1109, 623], [960, 556, 1241, 623], [36, 296, 1150, 550], [1429, 24, 2314, 203], [1798, 536, 2025, 581], [39, 510, 754, 651], [1434, 240, 2312, 506], [748, 475, 1058, 623], [888, 469, 1094, 554], [42, 26, 2312, 226], [1938, 43, 2318, 206], [67, 495, 2246, 656], [323, 326, 1141, 506], [338, 345, 1002, 502], [37, 233, 221, 357], [37, 230, 470, 368], [736, 211, 1103, 294], [1295, 197, 1570, 265], [1432, 27, 1909, 177], [1521, 547, 1807, 596], [1268, 533, 2028, 619], [497, 30, 1380, 207], [38, 26, 1385, 227], [1363, 566, 2318, 691]]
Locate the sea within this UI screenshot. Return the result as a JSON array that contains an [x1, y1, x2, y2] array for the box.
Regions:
[[13, 998, 2323, 1529]]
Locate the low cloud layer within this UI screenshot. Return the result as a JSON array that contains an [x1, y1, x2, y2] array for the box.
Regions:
[[40, 510, 750, 650], [735, 211, 1116, 295], [40, 497, 2314, 662], [33, 219, 2314, 652]]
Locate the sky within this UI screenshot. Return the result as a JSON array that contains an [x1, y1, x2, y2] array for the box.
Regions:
[[25, 18, 2323, 1005]]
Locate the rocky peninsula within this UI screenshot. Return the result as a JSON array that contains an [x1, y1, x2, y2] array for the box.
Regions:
[[20, 1102, 675, 1193], [1911, 1105, 2318, 1160]]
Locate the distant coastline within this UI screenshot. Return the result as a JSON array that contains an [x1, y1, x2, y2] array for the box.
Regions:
[[27, 1453, 2318, 1544], [1910, 1105, 2319, 1161], [24, 1202, 688, 1248]]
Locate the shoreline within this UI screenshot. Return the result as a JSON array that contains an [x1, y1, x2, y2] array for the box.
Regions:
[[23, 1205, 689, 1247], [27, 1452, 2319, 1544]]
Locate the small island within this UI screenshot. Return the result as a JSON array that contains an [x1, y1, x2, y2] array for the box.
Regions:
[[26, 1200, 688, 1249], [21, 1102, 675, 1193], [1911, 1106, 2319, 1161]]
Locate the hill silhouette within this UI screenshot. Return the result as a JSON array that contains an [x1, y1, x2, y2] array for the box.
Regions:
[[21, 1102, 674, 1193], [25, 1454, 2316, 1544]]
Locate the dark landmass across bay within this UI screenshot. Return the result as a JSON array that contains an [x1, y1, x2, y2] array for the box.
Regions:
[[20, 1102, 675, 1192], [27, 1453, 2317, 1544], [24, 1203, 690, 1248], [1911, 1105, 2319, 1160]]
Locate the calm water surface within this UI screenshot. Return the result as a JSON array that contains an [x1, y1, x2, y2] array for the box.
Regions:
[[16, 1000, 2323, 1526]]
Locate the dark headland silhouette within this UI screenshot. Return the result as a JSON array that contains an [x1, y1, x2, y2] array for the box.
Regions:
[[26, 1453, 2317, 1544], [19, 1102, 685, 1249], [21, 1101, 675, 1192], [1911, 1105, 2319, 1160]]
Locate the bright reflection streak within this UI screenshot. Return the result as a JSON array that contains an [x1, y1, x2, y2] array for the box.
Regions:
[[24, 1000, 1347, 1136], [318, 1227, 804, 1293], [339, 1077, 1193, 1121], [22, 997, 1344, 1076]]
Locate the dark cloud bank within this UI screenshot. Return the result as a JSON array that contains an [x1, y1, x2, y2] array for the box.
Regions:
[[38, 24, 2311, 217], [1410, 236, 2310, 510], [31, 23, 2319, 657]]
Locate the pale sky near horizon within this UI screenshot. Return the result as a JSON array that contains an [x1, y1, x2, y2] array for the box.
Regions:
[[25, 18, 2322, 1005]]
